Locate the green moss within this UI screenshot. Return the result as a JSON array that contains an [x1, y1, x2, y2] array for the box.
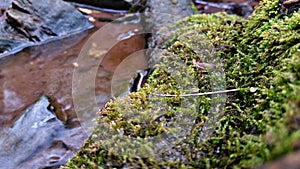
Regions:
[[64, 0, 300, 168]]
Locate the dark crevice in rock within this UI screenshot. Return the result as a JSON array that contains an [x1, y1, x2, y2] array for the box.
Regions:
[[11, 2, 31, 14], [64, 0, 132, 10]]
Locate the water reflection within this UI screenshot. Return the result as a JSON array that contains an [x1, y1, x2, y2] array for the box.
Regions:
[[3, 88, 24, 113]]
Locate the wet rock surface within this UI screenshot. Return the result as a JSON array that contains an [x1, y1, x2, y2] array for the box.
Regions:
[[259, 150, 300, 169], [0, 0, 11, 20], [0, 0, 93, 57], [65, 0, 132, 10], [281, 0, 300, 16], [0, 96, 87, 169], [146, 0, 194, 66]]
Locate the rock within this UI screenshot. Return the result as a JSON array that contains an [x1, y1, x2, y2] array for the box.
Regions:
[[65, 0, 132, 10], [0, 0, 93, 57], [281, 0, 300, 15], [0, 96, 87, 169], [145, 0, 194, 66], [0, 96, 64, 168], [259, 150, 300, 169], [0, 0, 11, 20]]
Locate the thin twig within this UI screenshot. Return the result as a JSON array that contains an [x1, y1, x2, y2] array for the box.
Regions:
[[152, 88, 241, 97]]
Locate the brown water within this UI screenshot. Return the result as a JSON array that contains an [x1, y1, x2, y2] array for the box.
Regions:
[[0, 9, 146, 168]]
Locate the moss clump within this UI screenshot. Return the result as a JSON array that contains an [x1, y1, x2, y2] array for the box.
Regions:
[[64, 0, 300, 168]]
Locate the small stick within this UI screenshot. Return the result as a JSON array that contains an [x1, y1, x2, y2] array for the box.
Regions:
[[152, 88, 241, 97]]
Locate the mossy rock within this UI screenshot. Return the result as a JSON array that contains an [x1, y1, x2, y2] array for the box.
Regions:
[[64, 0, 300, 168]]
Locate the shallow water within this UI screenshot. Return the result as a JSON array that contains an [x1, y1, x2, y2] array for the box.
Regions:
[[0, 9, 146, 168]]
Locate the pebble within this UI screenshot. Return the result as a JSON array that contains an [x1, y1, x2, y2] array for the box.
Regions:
[[250, 87, 257, 93]]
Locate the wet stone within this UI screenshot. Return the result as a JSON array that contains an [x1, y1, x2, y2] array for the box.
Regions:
[[65, 0, 132, 10], [0, 96, 88, 168], [0, 0, 93, 57], [0, 96, 64, 168], [281, 0, 300, 16]]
